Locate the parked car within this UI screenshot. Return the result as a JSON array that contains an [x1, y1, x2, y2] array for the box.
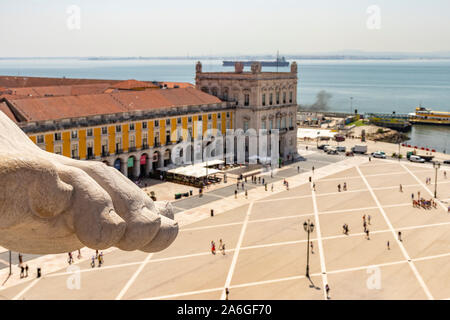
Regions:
[[327, 148, 338, 155], [335, 135, 346, 142], [323, 145, 332, 152], [336, 146, 347, 152], [346, 151, 354, 157], [410, 155, 425, 163], [372, 151, 386, 159], [318, 144, 329, 150], [444, 160, 450, 165]]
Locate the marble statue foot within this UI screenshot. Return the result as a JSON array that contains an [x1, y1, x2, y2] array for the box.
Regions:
[[0, 112, 178, 254]]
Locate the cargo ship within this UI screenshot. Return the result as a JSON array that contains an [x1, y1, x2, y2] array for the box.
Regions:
[[223, 56, 289, 67], [408, 107, 450, 125], [367, 113, 412, 132]]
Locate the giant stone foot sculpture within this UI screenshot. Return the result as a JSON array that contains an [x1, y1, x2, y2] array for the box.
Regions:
[[0, 111, 178, 254]]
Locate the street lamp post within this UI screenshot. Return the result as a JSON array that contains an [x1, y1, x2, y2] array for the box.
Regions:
[[350, 97, 354, 114], [303, 220, 315, 278], [434, 162, 441, 198]]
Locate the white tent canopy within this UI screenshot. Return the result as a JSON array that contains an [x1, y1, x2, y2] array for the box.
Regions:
[[297, 128, 337, 139]]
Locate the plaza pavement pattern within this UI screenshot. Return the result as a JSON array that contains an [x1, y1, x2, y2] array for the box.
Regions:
[[1, 154, 450, 300]]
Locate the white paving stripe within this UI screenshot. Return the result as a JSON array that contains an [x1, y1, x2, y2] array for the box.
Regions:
[[220, 202, 254, 300], [12, 278, 40, 300], [115, 253, 153, 300], [310, 182, 329, 300], [356, 165, 434, 300]]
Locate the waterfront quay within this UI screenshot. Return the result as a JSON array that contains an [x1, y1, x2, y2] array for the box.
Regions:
[[1, 146, 450, 300]]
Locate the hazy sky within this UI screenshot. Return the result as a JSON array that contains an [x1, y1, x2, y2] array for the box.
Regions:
[[1, 0, 449, 57]]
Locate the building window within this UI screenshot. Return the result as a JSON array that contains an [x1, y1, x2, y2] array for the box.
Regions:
[[290, 117, 293, 128], [166, 130, 171, 144], [71, 144, 78, 158], [37, 135, 44, 144], [212, 88, 218, 97], [269, 120, 273, 130], [55, 132, 62, 141], [282, 117, 286, 129], [226, 120, 230, 129], [116, 125, 121, 133], [102, 127, 108, 135], [276, 92, 280, 104], [87, 129, 93, 137], [116, 137, 122, 151], [223, 90, 228, 101], [155, 120, 159, 128], [226, 112, 230, 118], [188, 117, 192, 123], [143, 133, 148, 147], [129, 123, 135, 131], [218, 113, 221, 119], [289, 92, 293, 103], [208, 114, 212, 120], [177, 117, 182, 125], [277, 118, 281, 129], [244, 94, 250, 106], [262, 121, 266, 130], [130, 135, 136, 148], [283, 92, 286, 104], [262, 94, 266, 106], [71, 130, 78, 139], [142, 122, 147, 129], [55, 146, 62, 155], [155, 132, 160, 145], [166, 119, 170, 126], [270, 93, 273, 105], [244, 121, 249, 132], [101, 140, 108, 155]]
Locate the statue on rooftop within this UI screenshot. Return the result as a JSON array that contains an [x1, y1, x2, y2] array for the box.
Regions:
[[0, 111, 178, 254]]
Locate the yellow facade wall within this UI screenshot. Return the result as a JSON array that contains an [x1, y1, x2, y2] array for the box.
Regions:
[[149, 120, 154, 147], [171, 118, 177, 143], [109, 125, 116, 155], [160, 119, 166, 146], [221, 112, 226, 134], [123, 124, 129, 152], [62, 132, 71, 157], [182, 116, 188, 141], [44, 134, 54, 153], [29, 136, 36, 144], [202, 114, 208, 136], [93, 128, 101, 157], [193, 116, 198, 139], [79, 129, 86, 160]]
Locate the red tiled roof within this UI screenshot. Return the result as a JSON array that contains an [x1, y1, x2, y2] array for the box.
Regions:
[[111, 80, 159, 90], [0, 76, 120, 88], [8, 88, 222, 122], [8, 83, 112, 98], [0, 102, 17, 122]]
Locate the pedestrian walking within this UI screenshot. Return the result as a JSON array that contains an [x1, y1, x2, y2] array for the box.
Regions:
[[98, 252, 104, 267], [398, 231, 402, 242], [343, 182, 347, 191], [225, 288, 230, 300], [235, 189, 238, 199], [20, 263, 25, 279], [400, 184, 403, 192], [25, 264, 29, 277], [68, 252, 73, 265], [77, 249, 82, 259], [310, 242, 314, 254], [297, 166, 300, 173], [312, 166, 315, 174], [313, 183, 316, 191], [271, 184, 274, 192], [444, 171, 447, 179], [211, 241, 216, 255], [368, 215, 371, 225], [222, 243, 226, 255], [387, 241, 390, 250], [91, 255, 96, 268], [338, 184, 341, 192], [245, 190, 248, 199], [366, 229, 370, 240], [265, 183, 268, 191], [325, 284, 330, 299]]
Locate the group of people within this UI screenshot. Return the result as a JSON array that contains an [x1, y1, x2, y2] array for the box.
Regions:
[[211, 239, 226, 256], [411, 192, 437, 209], [91, 250, 104, 268], [337, 182, 348, 192], [18, 254, 29, 279], [67, 249, 82, 265]]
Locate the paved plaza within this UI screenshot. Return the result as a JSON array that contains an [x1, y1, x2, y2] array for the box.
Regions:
[[1, 153, 450, 300]]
